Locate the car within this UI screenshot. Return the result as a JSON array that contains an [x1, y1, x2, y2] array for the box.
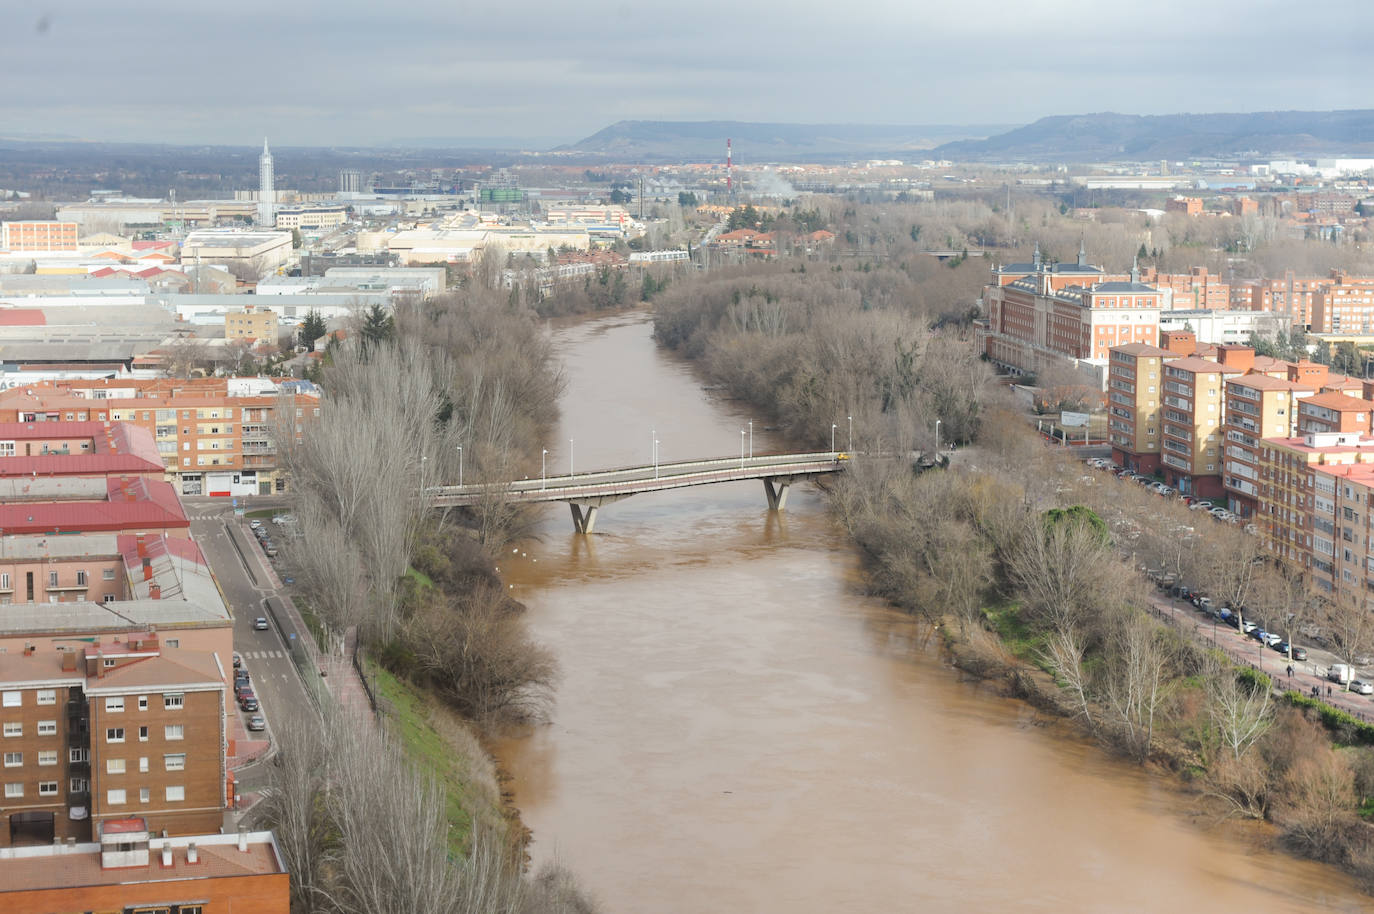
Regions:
[[1261, 631, 1282, 647], [1195, 596, 1214, 612], [240, 695, 259, 712], [235, 685, 253, 702], [232, 652, 242, 670], [254, 617, 269, 631], [247, 715, 267, 732], [282, 575, 295, 585], [249, 519, 262, 530], [1291, 646, 1309, 661], [1189, 501, 1208, 511], [264, 545, 278, 558], [1351, 680, 1374, 696], [1240, 620, 1258, 634]]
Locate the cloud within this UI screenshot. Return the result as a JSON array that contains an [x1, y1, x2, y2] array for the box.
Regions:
[[1, 0, 1368, 144]]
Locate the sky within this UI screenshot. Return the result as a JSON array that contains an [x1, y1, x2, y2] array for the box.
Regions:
[[1, 0, 1370, 147]]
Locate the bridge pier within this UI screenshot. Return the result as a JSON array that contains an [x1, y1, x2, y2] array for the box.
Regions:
[[762, 476, 797, 511], [569, 503, 599, 535]]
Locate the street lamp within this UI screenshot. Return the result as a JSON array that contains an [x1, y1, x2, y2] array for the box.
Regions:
[[569, 438, 574, 478], [541, 449, 547, 491], [456, 446, 463, 487], [748, 420, 753, 459], [847, 415, 852, 452], [654, 438, 660, 479], [831, 423, 837, 452], [740, 429, 745, 468], [935, 418, 942, 455]]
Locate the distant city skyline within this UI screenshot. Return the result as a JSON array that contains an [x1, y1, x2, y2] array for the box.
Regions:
[[2, 0, 1368, 147]]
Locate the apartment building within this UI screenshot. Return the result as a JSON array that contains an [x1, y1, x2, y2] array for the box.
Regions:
[[1310, 277, 1374, 334], [1313, 462, 1374, 597], [0, 636, 226, 846], [1107, 343, 1181, 474], [1, 221, 79, 253], [1222, 372, 1313, 517], [0, 818, 288, 913], [1256, 433, 1374, 579], [1296, 392, 1373, 435], [0, 378, 319, 496], [224, 303, 279, 342], [1139, 266, 1231, 311], [1159, 355, 1246, 497]]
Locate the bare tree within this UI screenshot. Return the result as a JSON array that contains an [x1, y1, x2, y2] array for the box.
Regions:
[[1322, 589, 1374, 690], [1101, 612, 1172, 762]]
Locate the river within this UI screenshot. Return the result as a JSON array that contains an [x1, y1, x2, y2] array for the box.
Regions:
[[494, 311, 1370, 912]]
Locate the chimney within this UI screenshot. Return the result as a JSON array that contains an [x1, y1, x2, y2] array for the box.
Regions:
[[1159, 329, 1196, 355], [143, 557, 153, 581], [186, 842, 198, 864], [136, 535, 147, 557], [61, 651, 77, 672], [161, 844, 173, 867], [237, 826, 248, 852], [148, 583, 161, 600]]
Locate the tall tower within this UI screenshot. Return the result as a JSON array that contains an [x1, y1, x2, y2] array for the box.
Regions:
[[258, 138, 275, 226]]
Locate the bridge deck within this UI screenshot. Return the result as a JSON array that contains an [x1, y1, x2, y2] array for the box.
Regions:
[[429, 451, 846, 507]]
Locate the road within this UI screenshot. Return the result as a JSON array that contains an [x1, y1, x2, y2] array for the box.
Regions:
[[184, 498, 314, 796]]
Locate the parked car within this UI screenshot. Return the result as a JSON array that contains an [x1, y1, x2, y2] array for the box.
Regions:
[[1240, 620, 1259, 634], [1351, 680, 1374, 696], [1195, 596, 1214, 612], [232, 653, 242, 670], [254, 616, 269, 631], [234, 682, 253, 701], [1261, 631, 1282, 647], [240, 694, 260, 712], [249, 519, 262, 530], [1329, 664, 1355, 684], [247, 715, 267, 732]]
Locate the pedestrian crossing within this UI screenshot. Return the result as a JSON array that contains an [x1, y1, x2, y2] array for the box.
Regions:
[[238, 650, 286, 660]]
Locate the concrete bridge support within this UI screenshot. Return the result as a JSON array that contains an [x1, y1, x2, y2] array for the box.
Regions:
[[569, 503, 599, 534], [762, 475, 798, 511]]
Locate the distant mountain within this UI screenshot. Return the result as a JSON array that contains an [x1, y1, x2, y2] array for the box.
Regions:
[[933, 109, 1374, 161], [561, 120, 1015, 162]]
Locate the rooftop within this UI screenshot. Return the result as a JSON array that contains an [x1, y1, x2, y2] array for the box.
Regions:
[[1300, 391, 1371, 411]]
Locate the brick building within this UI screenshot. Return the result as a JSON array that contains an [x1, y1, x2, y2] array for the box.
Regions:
[[224, 304, 279, 342], [1107, 343, 1181, 474], [1, 222, 79, 253], [0, 818, 288, 913], [0, 379, 319, 497]]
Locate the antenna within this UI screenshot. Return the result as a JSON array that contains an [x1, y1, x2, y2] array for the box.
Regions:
[[727, 138, 733, 199]]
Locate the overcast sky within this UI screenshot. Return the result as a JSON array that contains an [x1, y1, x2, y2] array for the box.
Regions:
[[2, 0, 1369, 147]]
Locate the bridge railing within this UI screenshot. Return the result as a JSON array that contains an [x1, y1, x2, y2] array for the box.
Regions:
[[428, 451, 844, 499]]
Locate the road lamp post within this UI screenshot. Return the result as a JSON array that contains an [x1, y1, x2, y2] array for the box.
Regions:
[[831, 423, 837, 452], [569, 438, 574, 478], [456, 446, 463, 487], [541, 449, 547, 491], [847, 415, 852, 452], [935, 418, 942, 456], [748, 420, 753, 459], [654, 438, 660, 479], [740, 429, 745, 469]]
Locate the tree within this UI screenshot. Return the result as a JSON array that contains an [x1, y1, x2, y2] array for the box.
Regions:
[[298, 309, 327, 350], [358, 304, 395, 354], [1322, 590, 1374, 691], [677, 191, 698, 207], [291, 227, 303, 249], [1101, 612, 1173, 762]]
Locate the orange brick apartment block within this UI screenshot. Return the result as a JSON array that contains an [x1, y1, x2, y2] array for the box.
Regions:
[[0, 378, 320, 497], [0, 818, 288, 914], [1, 221, 79, 253]]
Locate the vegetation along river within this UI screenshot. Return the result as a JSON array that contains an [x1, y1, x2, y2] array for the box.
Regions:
[[494, 311, 1370, 912]]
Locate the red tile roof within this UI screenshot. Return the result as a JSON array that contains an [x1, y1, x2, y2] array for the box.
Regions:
[[0, 500, 189, 535], [0, 308, 45, 326]]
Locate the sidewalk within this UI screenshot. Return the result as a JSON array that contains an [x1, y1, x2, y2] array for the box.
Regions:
[[318, 626, 375, 719]]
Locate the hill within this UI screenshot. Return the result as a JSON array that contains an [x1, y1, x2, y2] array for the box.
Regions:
[[561, 120, 1014, 162], [933, 109, 1374, 161]]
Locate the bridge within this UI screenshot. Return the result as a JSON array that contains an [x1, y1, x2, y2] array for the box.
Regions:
[[429, 451, 848, 533]]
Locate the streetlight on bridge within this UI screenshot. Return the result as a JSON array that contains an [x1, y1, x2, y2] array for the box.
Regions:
[[654, 438, 660, 479], [847, 415, 853, 452], [569, 438, 575, 478], [740, 429, 745, 469], [935, 418, 942, 456], [541, 449, 547, 491], [748, 420, 753, 459], [456, 445, 463, 487], [831, 423, 837, 452]]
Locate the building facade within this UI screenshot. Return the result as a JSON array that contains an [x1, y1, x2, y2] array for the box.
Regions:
[[1107, 343, 1180, 474], [1, 222, 79, 253]]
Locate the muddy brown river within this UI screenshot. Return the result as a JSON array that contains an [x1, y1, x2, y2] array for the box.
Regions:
[[495, 311, 1370, 912]]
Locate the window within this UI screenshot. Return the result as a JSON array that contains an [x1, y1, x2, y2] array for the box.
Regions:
[[107, 788, 126, 805], [36, 689, 56, 705], [165, 639, 179, 648], [69, 748, 87, 763], [102, 568, 115, 580], [140, 787, 150, 804], [0, 573, 7, 589], [76, 570, 88, 586], [165, 785, 185, 802], [38, 781, 58, 796], [3, 752, 20, 767], [106, 758, 126, 774], [138, 696, 148, 711], [37, 720, 56, 736], [70, 777, 87, 792], [139, 726, 149, 742], [4, 723, 22, 738], [1, 691, 19, 708], [5, 783, 22, 798], [48, 571, 58, 587], [164, 724, 184, 741], [164, 753, 186, 772], [105, 697, 124, 712], [103, 658, 116, 668], [106, 727, 125, 743], [139, 757, 148, 773], [163, 693, 184, 710], [37, 750, 56, 766]]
